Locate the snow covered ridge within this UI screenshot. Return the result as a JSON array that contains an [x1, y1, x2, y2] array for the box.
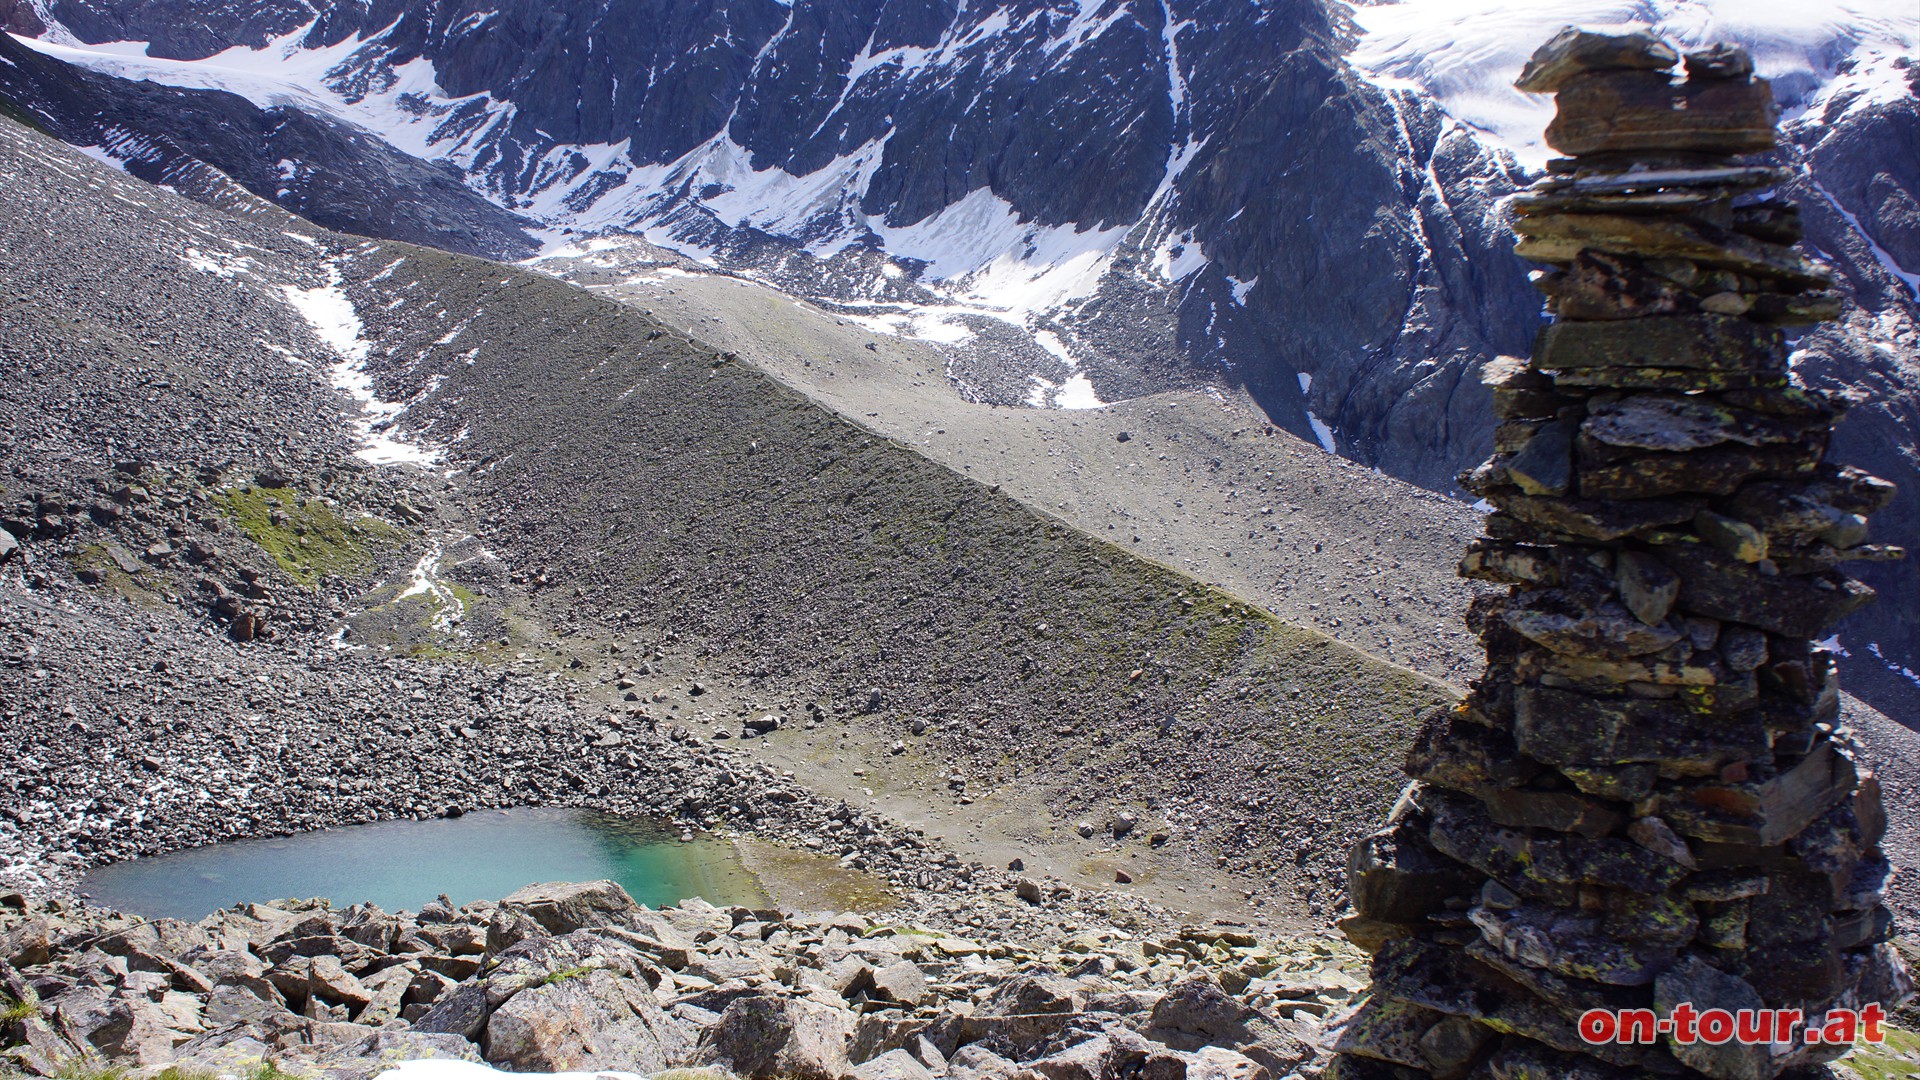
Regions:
[[6, 8, 1222, 411], [1344, 0, 1919, 168]]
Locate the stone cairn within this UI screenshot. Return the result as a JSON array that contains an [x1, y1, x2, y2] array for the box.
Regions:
[[1324, 29, 1912, 1080]]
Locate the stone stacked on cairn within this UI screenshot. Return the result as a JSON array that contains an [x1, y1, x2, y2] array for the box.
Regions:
[[1322, 28, 1912, 1080]]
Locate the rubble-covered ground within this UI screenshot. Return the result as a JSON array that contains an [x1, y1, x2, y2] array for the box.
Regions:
[[0, 881, 1367, 1080]]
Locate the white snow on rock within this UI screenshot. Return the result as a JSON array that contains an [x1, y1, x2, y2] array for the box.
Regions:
[[1343, 0, 1919, 168], [181, 246, 255, 278], [1306, 411, 1338, 453], [872, 186, 1128, 319], [1810, 175, 1920, 301], [398, 540, 466, 632], [13, 27, 515, 172], [281, 279, 368, 362], [280, 267, 442, 467], [1870, 642, 1920, 690], [1054, 373, 1107, 409]]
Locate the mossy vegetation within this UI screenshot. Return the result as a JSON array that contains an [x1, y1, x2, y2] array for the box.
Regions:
[[150, 1067, 218, 1080], [1836, 1025, 1920, 1080], [214, 485, 407, 586], [68, 545, 166, 608], [0, 994, 37, 1024], [52, 1064, 127, 1080], [536, 965, 594, 986]]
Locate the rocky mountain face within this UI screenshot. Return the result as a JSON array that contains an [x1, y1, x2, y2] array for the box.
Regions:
[[7, 0, 1542, 452], [0, 2, 1914, 712], [0, 33, 538, 259]]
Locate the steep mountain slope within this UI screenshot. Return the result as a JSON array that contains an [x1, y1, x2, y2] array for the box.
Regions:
[[4, 0, 1539, 449], [0, 31, 537, 258], [5, 0, 1915, 720], [537, 244, 1490, 683], [0, 113, 1454, 923]]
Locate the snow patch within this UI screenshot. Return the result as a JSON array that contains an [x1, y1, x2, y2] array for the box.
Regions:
[[280, 266, 441, 467], [181, 247, 254, 278], [398, 541, 465, 632], [1810, 175, 1920, 301], [280, 280, 368, 361], [1868, 642, 1920, 689], [1025, 372, 1108, 410], [1034, 330, 1075, 363], [1228, 275, 1259, 305], [1150, 232, 1207, 283], [875, 187, 1128, 320], [1054, 373, 1107, 410], [1306, 411, 1338, 453], [72, 144, 131, 173]]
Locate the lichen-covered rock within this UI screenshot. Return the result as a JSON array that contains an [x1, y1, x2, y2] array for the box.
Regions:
[[483, 966, 688, 1073], [499, 880, 642, 936], [696, 993, 856, 1080]]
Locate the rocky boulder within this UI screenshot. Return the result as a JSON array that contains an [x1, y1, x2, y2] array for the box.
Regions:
[[697, 992, 856, 1080], [499, 880, 641, 936], [1142, 972, 1308, 1076], [484, 965, 688, 1073]]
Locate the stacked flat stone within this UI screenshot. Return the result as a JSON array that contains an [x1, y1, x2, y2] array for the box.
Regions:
[[1323, 29, 1911, 1080]]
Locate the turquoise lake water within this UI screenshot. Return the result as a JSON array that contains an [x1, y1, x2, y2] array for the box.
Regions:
[[80, 807, 770, 920]]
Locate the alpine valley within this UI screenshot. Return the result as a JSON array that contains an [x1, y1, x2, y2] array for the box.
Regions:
[[1, 2, 1919, 1077]]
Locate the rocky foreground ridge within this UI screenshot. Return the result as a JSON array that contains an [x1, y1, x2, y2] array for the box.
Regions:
[[0, 879, 1365, 1080]]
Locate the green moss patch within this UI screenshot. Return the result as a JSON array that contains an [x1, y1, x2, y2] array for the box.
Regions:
[[1836, 1025, 1920, 1080], [215, 486, 408, 586]]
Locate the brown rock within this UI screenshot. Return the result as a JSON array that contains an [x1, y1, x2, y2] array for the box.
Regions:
[[1653, 958, 1770, 1080], [1545, 249, 1698, 320], [1322, 994, 1444, 1070], [1684, 44, 1755, 80], [1505, 417, 1577, 496], [1656, 738, 1856, 846], [1495, 493, 1700, 542], [484, 967, 688, 1074], [1613, 550, 1678, 625], [1694, 509, 1768, 562], [1514, 28, 1679, 94], [1546, 70, 1777, 156], [1577, 439, 1821, 499], [1537, 316, 1781, 373], [1468, 904, 1676, 985], [1514, 212, 1829, 286], [1347, 814, 1479, 924], [1477, 786, 1626, 840], [499, 880, 641, 935]]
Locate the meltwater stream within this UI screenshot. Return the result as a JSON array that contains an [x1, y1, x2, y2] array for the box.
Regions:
[[81, 807, 771, 920]]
